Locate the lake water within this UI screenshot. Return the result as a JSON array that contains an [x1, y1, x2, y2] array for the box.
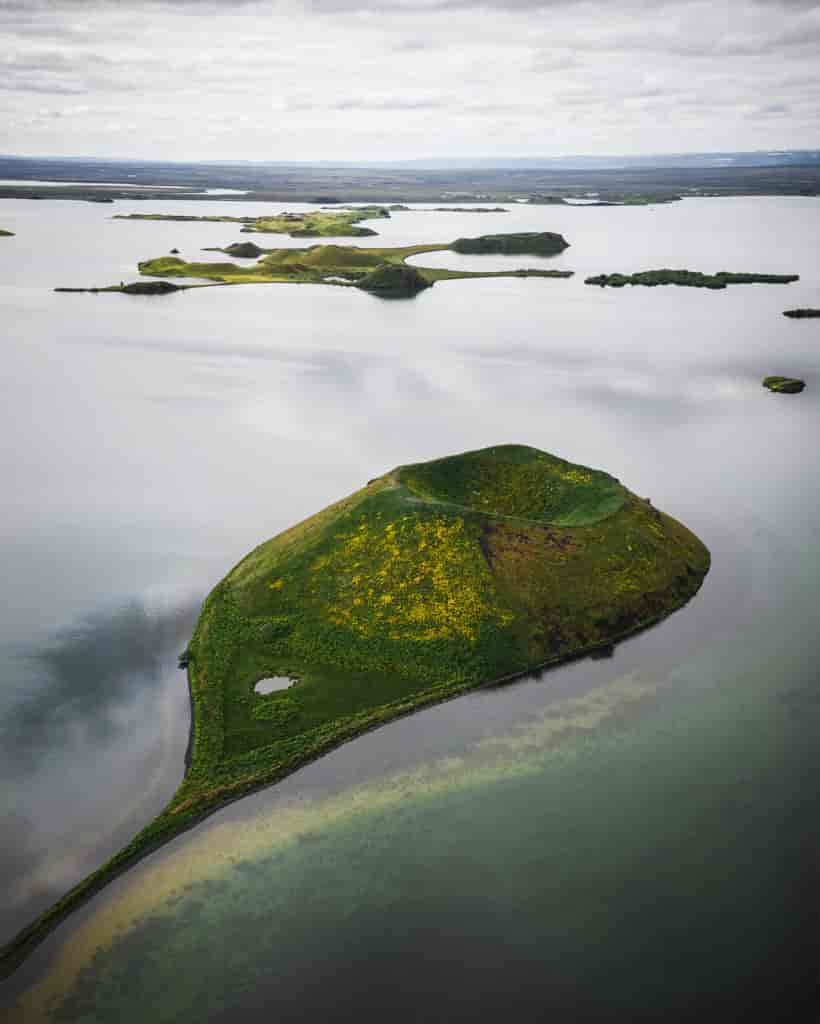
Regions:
[[1, 196, 819, 1021]]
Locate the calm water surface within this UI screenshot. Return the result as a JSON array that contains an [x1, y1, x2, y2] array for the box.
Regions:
[[1, 196, 818, 1021]]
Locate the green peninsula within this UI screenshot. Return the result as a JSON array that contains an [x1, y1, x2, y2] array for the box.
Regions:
[[0, 228, 14, 236], [0, 445, 709, 979], [586, 269, 799, 289], [113, 206, 390, 237], [783, 308, 820, 319]]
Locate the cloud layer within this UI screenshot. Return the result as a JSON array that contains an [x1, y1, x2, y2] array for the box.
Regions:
[[1, 0, 818, 159]]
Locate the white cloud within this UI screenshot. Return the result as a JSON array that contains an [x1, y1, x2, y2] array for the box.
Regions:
[[0, 0, 818, 158]]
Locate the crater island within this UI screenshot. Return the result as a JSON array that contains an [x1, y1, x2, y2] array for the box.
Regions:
[[0, 444, 709, 977]]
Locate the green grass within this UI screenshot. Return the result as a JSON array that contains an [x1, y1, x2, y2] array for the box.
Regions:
[[397, 445, 626, 526], [113, 207, 390, 237], [586, 269, 799, 289], [0, 445, 709, 979]]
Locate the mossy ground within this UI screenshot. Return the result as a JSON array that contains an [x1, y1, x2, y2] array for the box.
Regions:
[[0, 445, 709, 978], [113, 208, 389, 237]]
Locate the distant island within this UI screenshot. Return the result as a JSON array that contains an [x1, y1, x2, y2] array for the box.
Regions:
[[430, 206, 508, 213], [586, 269, 799, 289], [0, 444, 709, 979], [55, 281, 183, 295], [763, 376, 805, 393], [783, 308, 820, 318], [451, 231, 568, 255], [113, 207, 391, 237], [55, 233, 575, 298]]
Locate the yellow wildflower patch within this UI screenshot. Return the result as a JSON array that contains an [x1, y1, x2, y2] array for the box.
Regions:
[[320, 514, 510, 643]]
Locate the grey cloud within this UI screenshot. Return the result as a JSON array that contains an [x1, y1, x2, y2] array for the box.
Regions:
[[391, 37, 433, 52], [0, 78, 92, 94], [1, 0, 818, 159]]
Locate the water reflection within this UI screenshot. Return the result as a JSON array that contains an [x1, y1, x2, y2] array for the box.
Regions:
[[0, 594, 199, 942]]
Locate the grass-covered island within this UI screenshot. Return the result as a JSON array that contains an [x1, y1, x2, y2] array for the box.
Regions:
[[783, 308, 820, 318], [763, 376, 806, 394], [585, 269, 799, 289], [0, 444, 709, 978], [136, 241, 571, 295], [53, 234, 574, 298], [55, 281, 185, 295], [452, 231, 568, 255], [113, 206, 390, 237]]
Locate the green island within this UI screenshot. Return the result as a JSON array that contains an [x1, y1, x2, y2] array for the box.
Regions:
[[0, 228, 14, 236], [55, 234, 575, 297], [783, 308, 820, 319], [763, 376, 806, 394], [0, 444, 709, 978], [137, 238, 571, 293], [451, 231, 568, 255], [55, 281, 184, 295], [585, 269, 799, 289], [112, 206, 391, 237]]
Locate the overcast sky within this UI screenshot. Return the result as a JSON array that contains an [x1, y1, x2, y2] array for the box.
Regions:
[[2, 0, 819, 161]]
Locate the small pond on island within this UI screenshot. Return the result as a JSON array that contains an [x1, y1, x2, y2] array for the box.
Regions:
[[0, 195, 818, 1022], [254, 677, 295, 694]]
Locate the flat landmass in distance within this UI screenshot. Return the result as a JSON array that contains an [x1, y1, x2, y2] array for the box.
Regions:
[[0, 444, 709, 978], [113, 207, 390, 237], [2, 152, 819, 205], [55, 233, 574, 297], [585, 270, 799, 289]]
